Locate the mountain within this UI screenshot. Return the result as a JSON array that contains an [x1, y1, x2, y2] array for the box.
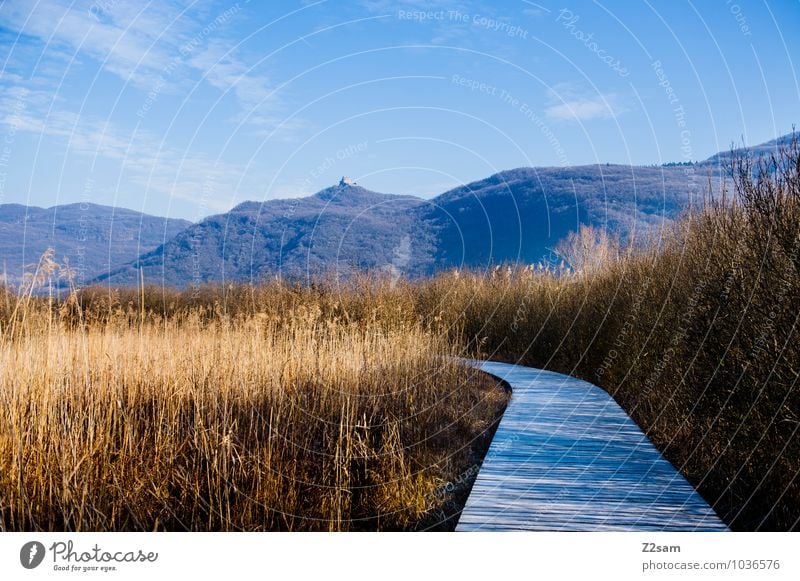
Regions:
[[702, 133, 796, 166], [96, 162, 718, 287], [420, 162, 716, 270], [7, 134, 787, 289], [95, 180, 435, 287], [0, 203, 191, 287]]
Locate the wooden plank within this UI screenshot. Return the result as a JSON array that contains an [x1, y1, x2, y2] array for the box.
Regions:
[[457, 360, 728, 531]]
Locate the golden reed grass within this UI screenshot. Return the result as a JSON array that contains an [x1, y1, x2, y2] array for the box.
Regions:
[[0, 288, 507, 531]]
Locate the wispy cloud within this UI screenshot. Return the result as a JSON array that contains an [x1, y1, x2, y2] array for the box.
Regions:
[[0, 0, 285, 130], [1, 0, 188, 89], [358, 0, 527, 52], [0, 87, 245, 212], [0, 0, 297, 212], [187, 39, 278, 118], [544, 82, 627, 122]]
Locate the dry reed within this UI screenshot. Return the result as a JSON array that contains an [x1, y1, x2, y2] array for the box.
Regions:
[[0, 285, 507, 531]]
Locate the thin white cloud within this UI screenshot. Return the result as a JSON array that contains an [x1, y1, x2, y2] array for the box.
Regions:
[[187, 40, 275, 112], [0, 0, 301, 213], [0, 0, 285, 130], [545, 98, 616, 121], [0, 88, 243, 211], [1, 0, 186, 88], [544, 83, 627, 122]]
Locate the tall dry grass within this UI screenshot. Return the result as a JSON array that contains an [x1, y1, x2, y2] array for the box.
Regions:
[[0, 282, 507, 531]]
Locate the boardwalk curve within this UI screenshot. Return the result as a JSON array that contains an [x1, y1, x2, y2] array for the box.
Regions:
[[457, 360, 728, 531]]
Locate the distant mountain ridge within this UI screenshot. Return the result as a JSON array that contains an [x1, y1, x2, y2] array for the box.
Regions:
[[95, 182, 433, 287], [0, 134, 791, 288], [95, 161, 718, 287], [0, 203, 190, 286], [421, 162, 711, 272]]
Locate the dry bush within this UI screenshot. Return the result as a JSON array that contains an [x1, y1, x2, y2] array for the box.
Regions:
[[555, 224, 620, 276]]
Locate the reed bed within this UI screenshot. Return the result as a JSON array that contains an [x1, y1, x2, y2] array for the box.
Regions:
[[0, 291, 507, 531]]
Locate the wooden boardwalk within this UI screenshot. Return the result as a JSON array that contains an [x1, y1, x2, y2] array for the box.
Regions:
[[457, 360, 728, 531]]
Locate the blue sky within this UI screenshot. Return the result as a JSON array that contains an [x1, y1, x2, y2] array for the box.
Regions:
[[0, 0, 797, 220]]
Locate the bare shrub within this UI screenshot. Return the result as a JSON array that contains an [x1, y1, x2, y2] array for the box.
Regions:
[[555, 224, 620, 276]]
